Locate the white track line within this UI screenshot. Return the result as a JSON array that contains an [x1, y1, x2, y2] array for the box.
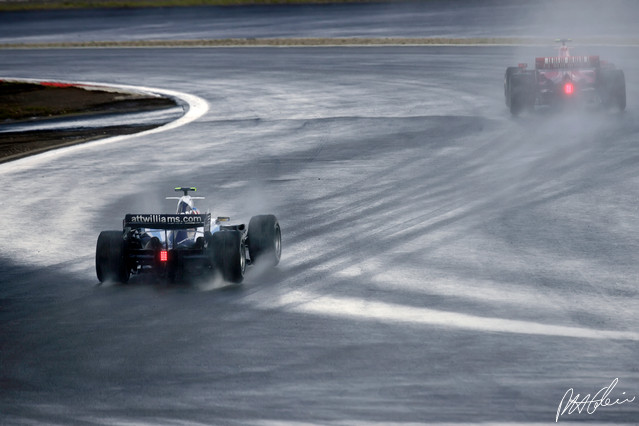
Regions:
[[277, 290, 639, 341]]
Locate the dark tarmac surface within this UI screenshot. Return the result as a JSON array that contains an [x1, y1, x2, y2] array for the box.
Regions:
[[1, 2, 639, 424]]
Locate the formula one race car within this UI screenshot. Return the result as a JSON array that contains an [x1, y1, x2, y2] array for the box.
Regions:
[[96, 187, 281, 284], [504, 39, 626, 115]]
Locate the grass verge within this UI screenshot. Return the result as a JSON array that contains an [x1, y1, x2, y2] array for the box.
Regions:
[[1, 81, 176, 121], [0, 0, 396, 11], [2, 38, 638, 49], [0, 81, 178, 162]]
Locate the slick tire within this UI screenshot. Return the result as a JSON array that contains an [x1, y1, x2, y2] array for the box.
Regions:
[[504, 66, 518, 106], [612, 70, 626, 111], [601, 69, 626, 112], [247, 214, 282, 267], [508, 72, 535, 116], [211, 230, 246, 284], [96, 230, 129, 283]]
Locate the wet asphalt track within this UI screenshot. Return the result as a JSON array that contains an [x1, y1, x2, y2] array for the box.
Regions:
[[2, 2, 639, 425]]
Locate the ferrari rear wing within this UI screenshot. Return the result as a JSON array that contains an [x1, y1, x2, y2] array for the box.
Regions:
[[535, 55, 600, 69], [124, 213, 211, 231]]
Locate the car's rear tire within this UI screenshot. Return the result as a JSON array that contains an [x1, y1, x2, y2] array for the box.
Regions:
[[601, 69, 626, 112], [248, 214, 281, 267], [508, 72, 535, 116], [96, 230, 129, 283], [210, 231, 245, 284], [504, 66, 518, 106]]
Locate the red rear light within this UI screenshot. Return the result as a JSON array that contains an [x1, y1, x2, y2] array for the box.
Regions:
[[564, 82, 574, 95], [160, 250, 168, 262]]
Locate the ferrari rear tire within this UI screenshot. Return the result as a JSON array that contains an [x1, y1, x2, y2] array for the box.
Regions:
[[612, 70, 626, 111], [96, 230, 129, 283], [211, 230, 245, 284], [601, 69, 626, 112], [247, 214, 282, 267], [508, 72, 535, 116], [504, 66, 518, 106]]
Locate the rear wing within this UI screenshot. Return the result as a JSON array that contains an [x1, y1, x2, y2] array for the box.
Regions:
[[535, 55, 600, 70], [124, 213, 211, 231]]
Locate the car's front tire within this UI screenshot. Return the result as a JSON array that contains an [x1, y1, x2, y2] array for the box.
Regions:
[[247, 214, 281, 267]]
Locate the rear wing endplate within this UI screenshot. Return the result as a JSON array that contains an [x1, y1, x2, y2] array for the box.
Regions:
[[124, 213, 211, 231]]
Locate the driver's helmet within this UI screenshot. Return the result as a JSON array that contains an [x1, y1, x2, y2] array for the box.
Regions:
[[177, 198, 201, 214], [177, 198, 194, 214]]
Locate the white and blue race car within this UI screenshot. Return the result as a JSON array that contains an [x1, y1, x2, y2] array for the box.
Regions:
[[96, 187, 281, 284]]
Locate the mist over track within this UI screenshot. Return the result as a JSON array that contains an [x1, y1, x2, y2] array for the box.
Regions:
[[1, 2, 639, 424]]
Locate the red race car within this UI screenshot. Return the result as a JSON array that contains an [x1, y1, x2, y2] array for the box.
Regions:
[[504, 39, 626, 115]]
